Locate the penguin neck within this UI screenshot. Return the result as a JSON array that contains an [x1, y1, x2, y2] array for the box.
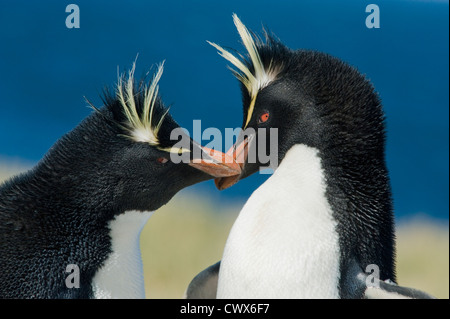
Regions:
[[320, 140, 396, 286], [14, 112, 123, 223], [218, 144, 341, 298], [92, 210, 153, 299]]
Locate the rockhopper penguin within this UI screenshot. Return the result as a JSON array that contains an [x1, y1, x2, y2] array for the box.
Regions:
[[0, 61, 241, 299], [185, 14, 435, 299]]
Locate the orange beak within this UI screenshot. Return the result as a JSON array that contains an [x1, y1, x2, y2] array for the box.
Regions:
[[214, 137, 250, 190], [188, 146, 242, 178]]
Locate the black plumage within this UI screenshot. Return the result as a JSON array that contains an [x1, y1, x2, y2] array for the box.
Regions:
[[213, 18, 395, 298]]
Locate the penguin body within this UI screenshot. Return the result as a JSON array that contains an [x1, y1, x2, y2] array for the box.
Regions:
[[1, 111, 125, 298], [218, 144, 340, 298], [91, 210, 153, 299], [0, 62, 240, 298], [186, 15, 435, 299]]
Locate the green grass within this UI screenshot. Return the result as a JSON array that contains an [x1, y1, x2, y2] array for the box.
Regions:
[[1, 162, 448, 299]]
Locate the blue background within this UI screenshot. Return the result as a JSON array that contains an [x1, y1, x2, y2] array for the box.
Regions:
[[0, 0, 448, 221]]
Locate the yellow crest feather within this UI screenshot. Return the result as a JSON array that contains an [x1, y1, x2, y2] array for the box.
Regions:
[[208, 14, 281, 128], [116, 61, 167, 145]]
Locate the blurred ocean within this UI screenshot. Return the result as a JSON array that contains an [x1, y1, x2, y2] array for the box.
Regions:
[[0, 0, 448, 220]]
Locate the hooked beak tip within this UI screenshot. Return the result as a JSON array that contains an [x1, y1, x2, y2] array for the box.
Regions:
[[214, 174, 241, 190], [213, 136, 250, 190]]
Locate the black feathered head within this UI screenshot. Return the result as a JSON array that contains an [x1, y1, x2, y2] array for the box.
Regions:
[[210, 14, 387, 185], [73, 60, 242, 213]]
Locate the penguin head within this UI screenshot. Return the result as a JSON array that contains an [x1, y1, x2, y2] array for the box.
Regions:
[[63, 62, 240, 215], [212, 14, 385, 190]]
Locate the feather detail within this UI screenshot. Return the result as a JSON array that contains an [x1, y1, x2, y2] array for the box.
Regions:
[[208, 14, 282, 128], [116, 61, 165, 145]]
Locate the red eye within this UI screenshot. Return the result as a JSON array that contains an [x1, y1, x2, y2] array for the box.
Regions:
[[258, 112, 270, 124], [157, 157, 168, 164]]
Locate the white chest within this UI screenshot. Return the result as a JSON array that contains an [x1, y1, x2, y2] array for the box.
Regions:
[[92, 210, 153, 299], [217, 144, 341, 299]]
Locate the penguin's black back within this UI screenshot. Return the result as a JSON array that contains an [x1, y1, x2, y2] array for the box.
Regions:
[[273, 49, 396, 295], [0, 112, 119, 298], [284, 50, 396, 294], [240, 36, 396, 294]]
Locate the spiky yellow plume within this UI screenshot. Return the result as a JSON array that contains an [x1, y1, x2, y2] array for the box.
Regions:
[[208, 14, 281, 128], [116, 61, 167, 145]]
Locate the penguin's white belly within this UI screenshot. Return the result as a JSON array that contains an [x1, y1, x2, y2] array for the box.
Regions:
[[217, 145, 340, 299], [92, 210, 153, 299]]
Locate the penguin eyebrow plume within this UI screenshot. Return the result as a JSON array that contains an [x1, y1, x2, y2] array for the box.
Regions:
[[116, 61, 167, 145], [208, 13, 281, 128]]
